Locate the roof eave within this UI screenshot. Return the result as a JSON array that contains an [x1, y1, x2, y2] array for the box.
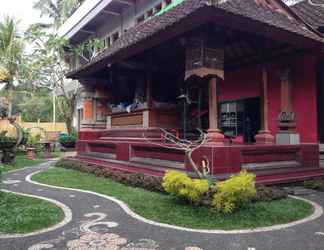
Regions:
[[67, 4, 324, 79]]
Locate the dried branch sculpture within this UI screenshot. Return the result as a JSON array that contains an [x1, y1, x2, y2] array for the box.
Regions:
[[144, 128, 211, 179]]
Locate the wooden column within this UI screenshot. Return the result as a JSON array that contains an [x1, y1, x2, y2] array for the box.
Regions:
[[280, 68, 293, 113], [255, 66, 274, 144], [277, 67, 296, 132], [82, 97, 94, 124], [207, 77, 224, 144], [146, 72, 153, 109]]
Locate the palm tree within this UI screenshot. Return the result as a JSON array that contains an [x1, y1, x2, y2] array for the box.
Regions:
[[0, 16, 24, 117], [33, 0, 85, 29]]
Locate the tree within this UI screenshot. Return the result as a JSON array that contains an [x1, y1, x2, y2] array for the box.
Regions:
[[24, 25, 79, 133], [33, 0, 85, 28], [144, 129, 211, 180], [0, 16, 24, 117], [26, 0, 104, 133]]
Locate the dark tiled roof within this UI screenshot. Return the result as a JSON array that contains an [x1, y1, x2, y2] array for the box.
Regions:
[[291, 0, 324, 29], [219, 0, 323, 41], [67, 0, 323, 78], [67, 0, 207, 77]]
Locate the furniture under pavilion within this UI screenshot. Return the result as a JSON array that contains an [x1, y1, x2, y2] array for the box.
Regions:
[[66, 0, 324, 184]]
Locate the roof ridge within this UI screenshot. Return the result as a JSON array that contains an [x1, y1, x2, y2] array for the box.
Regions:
[[274, 0, 324, 37]]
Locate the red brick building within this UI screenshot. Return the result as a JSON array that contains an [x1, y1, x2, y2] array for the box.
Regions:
[[62, 0, 324, 183]]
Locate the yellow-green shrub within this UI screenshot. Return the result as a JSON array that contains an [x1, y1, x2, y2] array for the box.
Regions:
[[163, 170, 209, 204], [212, 171, 256, 214]]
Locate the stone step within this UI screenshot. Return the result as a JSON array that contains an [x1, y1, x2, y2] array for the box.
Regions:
[[81, 152, 116, 160], [257, 167, 324, 184], [319, 144, 324, 153], [242, 160, 301, 171], [130, 156, 184, 170], [76, 154, 185, 176]]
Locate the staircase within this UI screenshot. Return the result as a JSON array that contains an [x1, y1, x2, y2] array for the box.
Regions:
[[320, 144, 324, 166], [242, 157, 324, 184]]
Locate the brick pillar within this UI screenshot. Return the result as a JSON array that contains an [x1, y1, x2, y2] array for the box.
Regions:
[[276, 67, 300, 144], [255, 66, 275, 144], [81, 90, 95, 128], [207, 77, 224, 144]]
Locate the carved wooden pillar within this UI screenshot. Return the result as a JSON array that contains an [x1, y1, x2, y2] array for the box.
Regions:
[[94, 89, 109, 129], [280, 68, 293, 113], [255, 66, 275, 144], [276, 67, 300, 144], [82, 90, 95, 128], [277, 68, 296, 131], [207, 77, 224, 144], [146, 72, 153, 109]]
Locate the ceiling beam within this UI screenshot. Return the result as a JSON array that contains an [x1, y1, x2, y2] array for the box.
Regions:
[[102, 9, 121, 16], [114, 0, 134, 6], [80, 29, 95, 34]]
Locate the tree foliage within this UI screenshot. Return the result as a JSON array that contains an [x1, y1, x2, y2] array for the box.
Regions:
[[0, 16, 24, 117], [33, 0, 85, 28]]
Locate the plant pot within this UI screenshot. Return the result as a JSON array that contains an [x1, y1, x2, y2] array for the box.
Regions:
[[26, 147, 36, 160]]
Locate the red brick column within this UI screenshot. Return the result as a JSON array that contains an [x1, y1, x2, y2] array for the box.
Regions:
[[81, 90, 95, 128], [255, 66, 275, 144], [207, 77, 224, 144]]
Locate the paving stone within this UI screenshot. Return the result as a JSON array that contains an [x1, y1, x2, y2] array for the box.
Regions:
[[1, 162, 324, 250]]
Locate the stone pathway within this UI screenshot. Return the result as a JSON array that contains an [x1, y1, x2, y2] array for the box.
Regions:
[[1, 161, 324, 250]]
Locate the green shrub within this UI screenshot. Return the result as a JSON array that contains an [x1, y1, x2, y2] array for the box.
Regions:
[[212, 171, 256, 214], [55, 159, 165, 193], [163, 170, 209, 204], [303, 180, 324, 191], [0, 135, 16, 150], [59, 132, 77, 148], [253, 185, 287, 202], [27, 134, 41, 148]]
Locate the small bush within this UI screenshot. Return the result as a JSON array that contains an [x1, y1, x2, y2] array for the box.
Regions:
[[0, 135, 16, 150], [253, 185, 287, 202], [303, 179, 324, 191], [163, 170, 209, 204], [212, 171, 256, 214], [59, 130, 77, 148], [27, 134, 41, 148], [55, 159, 164, 193]]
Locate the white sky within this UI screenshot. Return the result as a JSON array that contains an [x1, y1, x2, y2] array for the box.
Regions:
[[0, 0, 48, 32]]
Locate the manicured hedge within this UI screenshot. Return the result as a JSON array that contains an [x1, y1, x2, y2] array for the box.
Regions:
[[55, 159, 165, 193], [55, 158, 287, 203]]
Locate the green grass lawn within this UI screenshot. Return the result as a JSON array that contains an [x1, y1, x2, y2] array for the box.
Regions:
[[0, 150, 63, 173], [33, 167, 314, 230], [0, 154, 46, 173], [0, 192, 63, 234]]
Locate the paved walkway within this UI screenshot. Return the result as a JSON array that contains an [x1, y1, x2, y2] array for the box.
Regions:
[[1, 162, 324, 250]]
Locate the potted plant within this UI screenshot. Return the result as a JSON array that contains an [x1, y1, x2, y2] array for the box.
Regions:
[[0, 132, 17, 164], [59, 130, 77, 150], [26, 134, 40, 160]]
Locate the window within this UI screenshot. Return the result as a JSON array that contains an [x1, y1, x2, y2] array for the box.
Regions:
[[101, 38, 107, 49], [112, 32, 119, 42], [220, 98, 261, 143], [105, 36, 111, 47], [136, 14, 145, 24], [154, 3, 162, 13]]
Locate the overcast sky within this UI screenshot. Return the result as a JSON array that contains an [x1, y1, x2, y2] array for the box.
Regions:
[[0, 0, 47, 32]]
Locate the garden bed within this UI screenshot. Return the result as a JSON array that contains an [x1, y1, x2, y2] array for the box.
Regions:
[[32, 167, 314, 230], [0, 192, 64, 234]]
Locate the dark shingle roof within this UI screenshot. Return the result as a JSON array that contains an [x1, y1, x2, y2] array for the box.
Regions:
[[219, 0, 323, 41], [67, 0, 323, 78], [291, 0, 324, 30]]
